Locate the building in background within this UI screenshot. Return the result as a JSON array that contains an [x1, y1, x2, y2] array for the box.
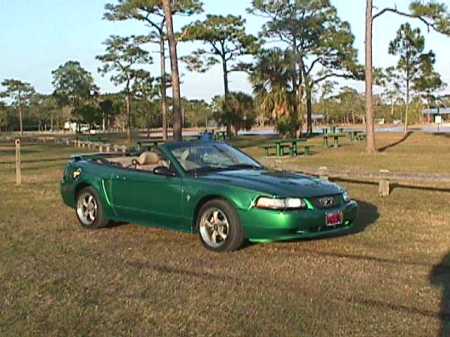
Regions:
[[422, 107, 450, 123]]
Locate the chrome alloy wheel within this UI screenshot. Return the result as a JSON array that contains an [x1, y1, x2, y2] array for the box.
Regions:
[[76, 192, 98, 226], [199, 208, 230, 248]]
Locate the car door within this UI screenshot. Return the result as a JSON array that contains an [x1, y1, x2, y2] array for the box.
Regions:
[[110, 167, 186, 230]]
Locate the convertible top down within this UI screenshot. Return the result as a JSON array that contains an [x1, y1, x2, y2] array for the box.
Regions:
[[61, 141, 358, 251]]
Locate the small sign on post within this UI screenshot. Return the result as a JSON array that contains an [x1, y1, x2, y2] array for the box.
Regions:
[[15, 139, 22, 185]]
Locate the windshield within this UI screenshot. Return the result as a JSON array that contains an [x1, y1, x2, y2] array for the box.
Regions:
[[170, 143, 262, 173]]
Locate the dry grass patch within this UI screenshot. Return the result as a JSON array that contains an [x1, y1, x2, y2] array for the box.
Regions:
[[0, 136, 449, 337]]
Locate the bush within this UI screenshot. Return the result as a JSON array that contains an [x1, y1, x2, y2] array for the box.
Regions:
[[276, 116, 300, 138]]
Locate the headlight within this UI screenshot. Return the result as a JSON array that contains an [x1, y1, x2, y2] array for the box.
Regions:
[[342, 191, 351, 202], [255, 197, 307, 210]]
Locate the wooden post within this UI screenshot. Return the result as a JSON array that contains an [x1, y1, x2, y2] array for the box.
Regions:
[[15, 139, 22, 185], [378, 180, 390, 197], [379, 169, 391, 197], [274, 159, 282, 170], [106, 144, 111, 153], [319, 166, 329, 181]]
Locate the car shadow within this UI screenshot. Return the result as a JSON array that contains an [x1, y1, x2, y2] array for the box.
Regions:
[[430, 252, 450, 337], [104, 221, 129, 229], [349, 199, 379, 234]]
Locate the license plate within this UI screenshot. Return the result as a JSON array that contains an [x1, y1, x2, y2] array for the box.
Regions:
[[326, 212, 343, 226]]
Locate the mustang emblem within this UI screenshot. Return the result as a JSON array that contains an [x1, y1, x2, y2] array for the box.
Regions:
[[73, 168, 82, 179], [318, 196, 336, 208]]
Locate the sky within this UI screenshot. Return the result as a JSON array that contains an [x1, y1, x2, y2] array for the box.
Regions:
[[1, 0, 449, 102]]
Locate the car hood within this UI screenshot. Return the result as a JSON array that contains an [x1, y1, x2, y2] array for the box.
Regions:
[[197, 169, 342, 198]]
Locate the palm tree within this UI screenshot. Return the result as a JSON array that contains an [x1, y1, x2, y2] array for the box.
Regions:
[[250, 48, 298, 136]]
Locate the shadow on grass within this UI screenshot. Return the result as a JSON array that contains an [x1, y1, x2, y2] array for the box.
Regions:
[[378, 131, 413, 152], [432, 132, 450, 138], [430, 252, 450, 337], [390, 183, 450, 194], [104, 221, 129, 229], [229, 135, 278, 149], [350, 200, 379, 234]]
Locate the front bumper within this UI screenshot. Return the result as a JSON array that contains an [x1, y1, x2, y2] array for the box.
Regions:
[[239, 200, 359, 242]]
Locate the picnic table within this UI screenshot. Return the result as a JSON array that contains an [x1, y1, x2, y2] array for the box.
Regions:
[[261, 138, 308, 157], [346, 130, 361, 141], [322, 133, 347, 148], [322, 126, 344, 135], [346, 130, 367, 142], [355, 132, 367, 141]]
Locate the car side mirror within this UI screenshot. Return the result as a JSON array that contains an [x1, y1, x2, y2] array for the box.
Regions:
[[153, 166, 176, 177]]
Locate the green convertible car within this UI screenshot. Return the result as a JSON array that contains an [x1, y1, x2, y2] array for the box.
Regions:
[[60, 141, 358, 252]]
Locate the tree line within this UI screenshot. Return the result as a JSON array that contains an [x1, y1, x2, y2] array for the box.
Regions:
[[1, 0, 449, 151]]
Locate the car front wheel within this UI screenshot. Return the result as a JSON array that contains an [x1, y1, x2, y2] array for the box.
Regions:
[[76, 187, 109, 229], [197, 199, 245, 252]]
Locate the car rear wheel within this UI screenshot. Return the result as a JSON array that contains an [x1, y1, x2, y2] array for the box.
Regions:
[[197, 199, 245, 252], [76, 187, 109, 229]]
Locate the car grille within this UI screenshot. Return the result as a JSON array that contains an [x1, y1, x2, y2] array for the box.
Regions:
[[310, 195, 341, 209]]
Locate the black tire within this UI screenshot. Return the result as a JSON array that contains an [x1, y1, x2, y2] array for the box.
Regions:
[[196, 199, 245, 252], [75, 186, 109, 229]]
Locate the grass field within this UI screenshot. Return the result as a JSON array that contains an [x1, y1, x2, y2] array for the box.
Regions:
[[1, 133, 449, 337]]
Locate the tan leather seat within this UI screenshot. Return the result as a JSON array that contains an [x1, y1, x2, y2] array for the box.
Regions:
[[136, 151, 162, 171]]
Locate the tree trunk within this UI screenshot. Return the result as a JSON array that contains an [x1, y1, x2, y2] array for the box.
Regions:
[[306, 84, 313, 135], [126, 93, 132, 145], [160, 36, 168, 141], [291, 46, 301, 138], [162, 0, 182, 142], [222, 59, 232, 137], [404, 80, 410, 134], [365, 0, 376, 153]]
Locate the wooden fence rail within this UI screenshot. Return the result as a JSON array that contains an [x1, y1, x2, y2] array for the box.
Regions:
[[4, 137, 128, 155], [262, 159, 450, 197]]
